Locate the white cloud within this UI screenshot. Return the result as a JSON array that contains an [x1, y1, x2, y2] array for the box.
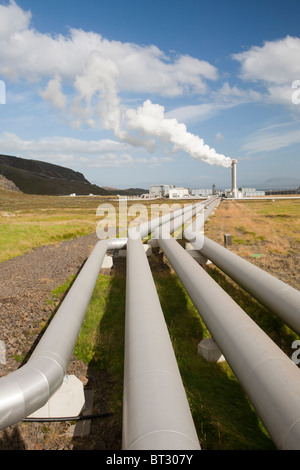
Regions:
[[0, 1, 217, 97], [233, 36, 300, 84], [0, 0, 225, 167], [0, 131, 176, 169], [215, 82, 261, 104], [166, 82, 262, 125], [233, 36, 300, 106], [166, 102, 225, 123], [39, 74, 66, 110], [0, 0, 30, 40], [0, 132, 135, 167], [241, 121, 300, 154], [215, 132, 225, 142]]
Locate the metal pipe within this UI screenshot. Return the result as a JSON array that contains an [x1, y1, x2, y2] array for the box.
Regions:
[[123, 235, 200, 450], [184, 229, 300, 336], [0, 199, 215, 431], [155, 233, 300, 449], [153, 197, 219, 243], [129, 200, 209, 240], [0, 201, 201, 430], [140, 197, 219, 243], [0, 239, 126, 431]]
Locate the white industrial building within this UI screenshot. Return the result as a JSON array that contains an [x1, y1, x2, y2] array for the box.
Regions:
[[191, 188, 213, 198], [169, 187, 190, 199], [149, 184, 175, 198], [240, 188, 265, 197], [224, 187, 266, 198]]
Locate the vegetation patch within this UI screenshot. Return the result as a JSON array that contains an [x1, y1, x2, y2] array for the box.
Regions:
[[2, 192, 300, 449]]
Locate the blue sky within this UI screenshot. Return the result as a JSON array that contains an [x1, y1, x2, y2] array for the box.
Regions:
[[0, 0, 300, 190]]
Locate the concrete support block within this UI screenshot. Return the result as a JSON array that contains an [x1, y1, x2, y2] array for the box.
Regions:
[[185, 243, 211, 265], [28, 375, 85, 419], [147, 238, 160, 249], [101, 254, 113, 269], [66, 390, 94, 437], [143, 243, 152, 256], [198, 338, 226, 363]]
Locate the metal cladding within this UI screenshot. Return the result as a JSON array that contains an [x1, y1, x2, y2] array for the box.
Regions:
[[157, 227, 300, 450], [231, 159, 238, 198], [184, 230, 300, 337], [123, 235, 200, 450], [0, 239, 111, 430], [0, 202, 201, 438], [1, 195, 300, 450]]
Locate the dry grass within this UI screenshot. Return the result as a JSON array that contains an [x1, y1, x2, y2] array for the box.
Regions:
[[204, 199, 300, 290], [0, 187, 195, 262]]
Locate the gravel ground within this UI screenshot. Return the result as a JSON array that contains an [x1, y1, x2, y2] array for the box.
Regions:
[[0, 233, 122, 450]]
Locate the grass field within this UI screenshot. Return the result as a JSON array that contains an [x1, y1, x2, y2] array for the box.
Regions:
[[204, 198, 300, 291], [72, 196, 299, 449], [1, 187, 300, 449], [0, 187, 189, 261]]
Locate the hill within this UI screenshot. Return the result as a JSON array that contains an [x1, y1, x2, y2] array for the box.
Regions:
[[0, 154, 147, 196], [261, 177, 300, 190]]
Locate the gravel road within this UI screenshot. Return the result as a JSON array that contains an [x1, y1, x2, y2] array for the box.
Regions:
[[0, 233, 122, 450]]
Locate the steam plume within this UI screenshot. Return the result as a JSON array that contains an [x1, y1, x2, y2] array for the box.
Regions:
[[123, 100, 232, 168], [41, 54, 231, 168]]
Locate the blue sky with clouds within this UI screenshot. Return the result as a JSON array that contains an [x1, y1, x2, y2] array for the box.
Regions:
[[0, 0, 300, 190]]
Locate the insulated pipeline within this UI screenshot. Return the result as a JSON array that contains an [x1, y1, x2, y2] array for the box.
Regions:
[[0, 199, 207, 431], [0, 239, 119, 431], [123, 235, 200, 450], [184, 229, 300, 336], [155, 233, 300, 450]]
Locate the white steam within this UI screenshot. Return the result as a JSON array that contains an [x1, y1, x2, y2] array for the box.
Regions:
[[66, 53, 231, 168], [43, 52, 232, 168], [0, 2, 231, 168], [124, 100, 232, 168]]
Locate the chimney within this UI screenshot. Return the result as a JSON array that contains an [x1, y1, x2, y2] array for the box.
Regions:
[[231, 159, 237, 198]]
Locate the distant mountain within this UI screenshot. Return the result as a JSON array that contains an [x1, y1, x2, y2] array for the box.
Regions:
[[0, 154, 147, 196], [102, 186, 147, 195], [257, 177, 300, 190]]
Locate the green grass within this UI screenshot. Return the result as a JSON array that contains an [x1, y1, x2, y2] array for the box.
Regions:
[[60, 262, 277, 450], [0, 222, 95, 261], [153, 271, 275, 450], [3, 193, 299, 449], [0, 189, 188, 262]]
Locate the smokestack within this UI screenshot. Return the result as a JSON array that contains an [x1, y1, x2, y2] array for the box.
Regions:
[[231, 159, 237, 198]]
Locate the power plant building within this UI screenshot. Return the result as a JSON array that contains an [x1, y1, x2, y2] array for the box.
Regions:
[[191, 188, 213, 197], [169, 187, 190, 199], [149, 184, 175, 198]]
